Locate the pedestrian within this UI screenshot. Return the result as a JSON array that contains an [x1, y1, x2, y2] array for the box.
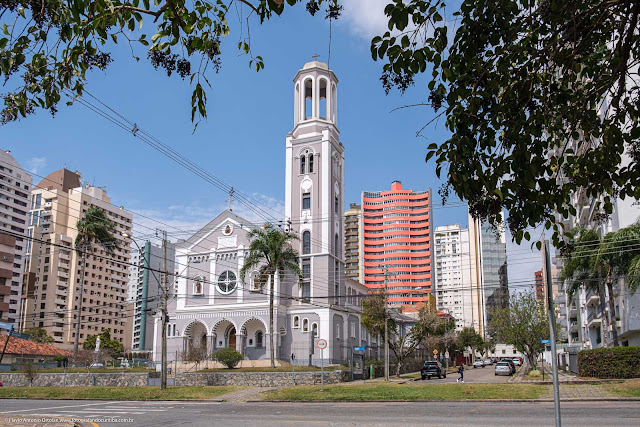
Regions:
[[457, 364, 464, 383]]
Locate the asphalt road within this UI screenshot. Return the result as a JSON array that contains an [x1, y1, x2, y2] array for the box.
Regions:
[[410, 362, 512, 384], [1, 399, 639, 426]]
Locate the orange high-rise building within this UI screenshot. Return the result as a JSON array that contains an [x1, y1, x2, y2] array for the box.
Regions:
[[361, 181, 434, 307]]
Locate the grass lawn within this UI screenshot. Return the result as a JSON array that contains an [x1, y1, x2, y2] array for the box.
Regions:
[[601, 379, 640, 397], [197, 365, 343, 373], [265, 383, 550, 401], [0, 386, 244, 400]]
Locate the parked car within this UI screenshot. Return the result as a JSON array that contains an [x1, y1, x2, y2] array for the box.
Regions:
[[495, 362, 512, 376], [421, 361, 446, 380], [490, 357, 497, 364], [473, 359, 484, 368], [512, 358, 522, 366], [89, 363, 105, 369], [482, 359, 492, 366]]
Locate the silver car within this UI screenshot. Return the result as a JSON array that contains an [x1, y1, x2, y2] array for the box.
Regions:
[[495, 362, 512, 376]]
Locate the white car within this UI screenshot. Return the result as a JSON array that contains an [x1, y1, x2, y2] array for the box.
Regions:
[[473, 360, 484, 368], [89, 363, 105, 369], [512, 358, 522, 366]]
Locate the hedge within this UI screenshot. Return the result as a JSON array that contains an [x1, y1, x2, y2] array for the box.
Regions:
[[578, 346, 640, 378]]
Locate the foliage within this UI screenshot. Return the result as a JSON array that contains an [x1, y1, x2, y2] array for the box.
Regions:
[[0, 0, 340, 126], [23, 327, 54, 344], [239, 223, 300, 368], [83, 328, 124, 355], [75, 206, 119, 254], [22, 361, 38, 386], [181, 345, 209, 363], [361, 293, 443, 376], [212, 347, 244, 369], [371, 0, 640, 246], [578, 346, 640, 379], [457, 327, 484, 357], [560, 223, 640, 347], [0, 386, 245, 400], [488, 291, 550, 370]]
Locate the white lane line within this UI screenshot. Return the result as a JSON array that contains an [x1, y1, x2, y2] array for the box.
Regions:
[[0, 401, 120, 414]]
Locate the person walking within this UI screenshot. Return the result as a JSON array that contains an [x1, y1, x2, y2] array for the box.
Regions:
[[457, 364, 465, 383]]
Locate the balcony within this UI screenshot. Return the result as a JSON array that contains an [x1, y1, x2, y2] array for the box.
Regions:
[[58, 261, 69, 269], [55, 288, 67, 297], [570, 302, 578, 315], [569, 321, 579, 333], [587, 311, 602, 327], [58, 251, 70, 260], [586, 288, 599, 306], [55, 298, 66, 306], [57, 270, 69, 279], [57, 280, 68, 287]]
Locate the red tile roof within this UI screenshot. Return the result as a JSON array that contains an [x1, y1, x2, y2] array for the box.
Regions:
[[0, 334, 71, 357]]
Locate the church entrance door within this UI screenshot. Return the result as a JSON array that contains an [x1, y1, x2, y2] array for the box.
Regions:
[[228, 327, 236, 349]]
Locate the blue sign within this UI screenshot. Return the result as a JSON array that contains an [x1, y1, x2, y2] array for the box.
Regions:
[[541, 338, 551, 344], [0, 321, 13, 332], [10, 331, 29, 340], [354, 346, 366, 351]]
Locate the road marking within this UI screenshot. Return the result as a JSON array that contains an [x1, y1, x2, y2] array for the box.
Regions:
[[0, 401, 120, 414]]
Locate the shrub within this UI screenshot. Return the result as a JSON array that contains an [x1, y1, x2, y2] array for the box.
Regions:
[[213, 347, 244, 369], [578, 346, 640, 378]]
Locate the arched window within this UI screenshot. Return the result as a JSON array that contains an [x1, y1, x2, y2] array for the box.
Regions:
[[302, 318, 309, 332], [319, 79, 327, 119], [300, 155, 306, 175], [293, 316, 300, 329], [167, 324, 171, 336], [302, 231, 311, 254], [312, 323, 318, 338], [249, 270, 261, 292], [335, 234, 340, 257], [304, 79, 313, 119], [309, 154, 314, 173], [331, 83, 337, 123], [173, 324, 177, 336], [295, 83, 300, 123], [255, 331, 263, 348], [335, 323, 340, 339], [193, 276, 203, 295]]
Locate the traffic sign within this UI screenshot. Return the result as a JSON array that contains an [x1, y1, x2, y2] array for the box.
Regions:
[[541, 338, 551, 344], [433, 349, 438, 355], [317, 339, 327, 349], [444, 351, 450, 359], [354, 346, 365, 351]]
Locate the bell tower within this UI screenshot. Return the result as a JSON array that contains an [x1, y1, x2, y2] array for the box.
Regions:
[[285, 59, 344, 304]]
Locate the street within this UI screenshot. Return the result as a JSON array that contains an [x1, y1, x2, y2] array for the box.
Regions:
[[1, 399, 639, 426], [408, 363, 513, 384]]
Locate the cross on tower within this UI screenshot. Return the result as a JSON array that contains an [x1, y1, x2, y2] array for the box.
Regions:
[[312, 53, 320, 61], [227, 187, 235, 211]]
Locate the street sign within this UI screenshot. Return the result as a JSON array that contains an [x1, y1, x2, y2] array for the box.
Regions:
[[0, 321, 13, 332], [10, 331, 29, 340], [317, 339, 327, 350], [541, 338, 551, 344], [354, 346, 365, 351], [444, 351, 450, 359], [433, 349, 438, 355]]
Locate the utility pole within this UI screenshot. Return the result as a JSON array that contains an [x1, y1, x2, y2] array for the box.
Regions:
[[544, 238, 561, 427], [157, 229, 168, 390], [72, 243, 89, 365]]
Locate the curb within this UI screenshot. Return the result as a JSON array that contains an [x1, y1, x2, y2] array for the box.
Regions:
[[0, 397, 225, 402], [251, 397, 640, 403]]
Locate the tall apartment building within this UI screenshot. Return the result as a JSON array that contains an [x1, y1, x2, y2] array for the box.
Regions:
[[344, 203, 362, 281], [0, 150, 32, 324], [434, 224, 472, 330], [468, 212, 509, 338], [20, 168, 132, 349], [127, 240, 175, 351], [534, 270, 545, 301], [361, 181, 434, 307]]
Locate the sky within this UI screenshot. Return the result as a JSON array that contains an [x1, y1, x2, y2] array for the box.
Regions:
[[1, 0, 542, 288]]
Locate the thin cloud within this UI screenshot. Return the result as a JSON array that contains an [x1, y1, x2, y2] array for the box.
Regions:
[[27, 157, 46, 174], [340, 0, 390, 40]]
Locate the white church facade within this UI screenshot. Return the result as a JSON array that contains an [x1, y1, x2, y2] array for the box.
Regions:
[[152, 60, 378, 365]]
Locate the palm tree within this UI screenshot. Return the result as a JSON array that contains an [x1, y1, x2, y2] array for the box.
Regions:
[[560, 227, 609, 347], [72, 206, 119, 363], [239, 224, 301, 368], [561, 224, 640, 347]]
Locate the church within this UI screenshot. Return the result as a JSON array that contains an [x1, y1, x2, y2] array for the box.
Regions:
[[152, 60, 377, 365]]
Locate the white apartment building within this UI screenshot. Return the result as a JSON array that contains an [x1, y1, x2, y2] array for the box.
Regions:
[[434, 225, 472, 330], [0, 150, 32, 325]]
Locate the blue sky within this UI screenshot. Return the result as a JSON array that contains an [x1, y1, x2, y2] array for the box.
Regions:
[[1, 0, 541, 286]]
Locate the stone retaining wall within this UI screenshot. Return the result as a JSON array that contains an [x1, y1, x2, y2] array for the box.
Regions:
[[0, 373, 148, 387], [175, 370, 348, 387], [0, 371, 348, 387]]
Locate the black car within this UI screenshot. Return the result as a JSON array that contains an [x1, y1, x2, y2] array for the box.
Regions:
[[421, 361, 446, 380]]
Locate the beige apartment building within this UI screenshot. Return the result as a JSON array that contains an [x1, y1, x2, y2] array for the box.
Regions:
[[344, 203, 362, 281], [20, 169, 132, 349]]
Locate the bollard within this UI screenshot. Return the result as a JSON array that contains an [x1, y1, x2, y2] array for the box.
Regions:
[[369, 364, 375, 379]]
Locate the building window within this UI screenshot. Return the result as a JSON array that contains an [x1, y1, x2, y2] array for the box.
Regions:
[[351, 323, 356, 338], [293, 316, 300, 328], [249, 270, 261, 291], [312, 323, 318, 338], [302, 261, 311, 302], [335, 323, 340, 339], [193, 276, 203, 295], [302, 318, 309, 332], [309, 154, 314, 173], [335, 234, 339, 257], [335, 194, 339, 214], [217, 271, 237, 294], [255, 331, 263, 348], [300, 155, 306, 174], [302, 231, 311, 254], [302, 193, 311, 210]]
